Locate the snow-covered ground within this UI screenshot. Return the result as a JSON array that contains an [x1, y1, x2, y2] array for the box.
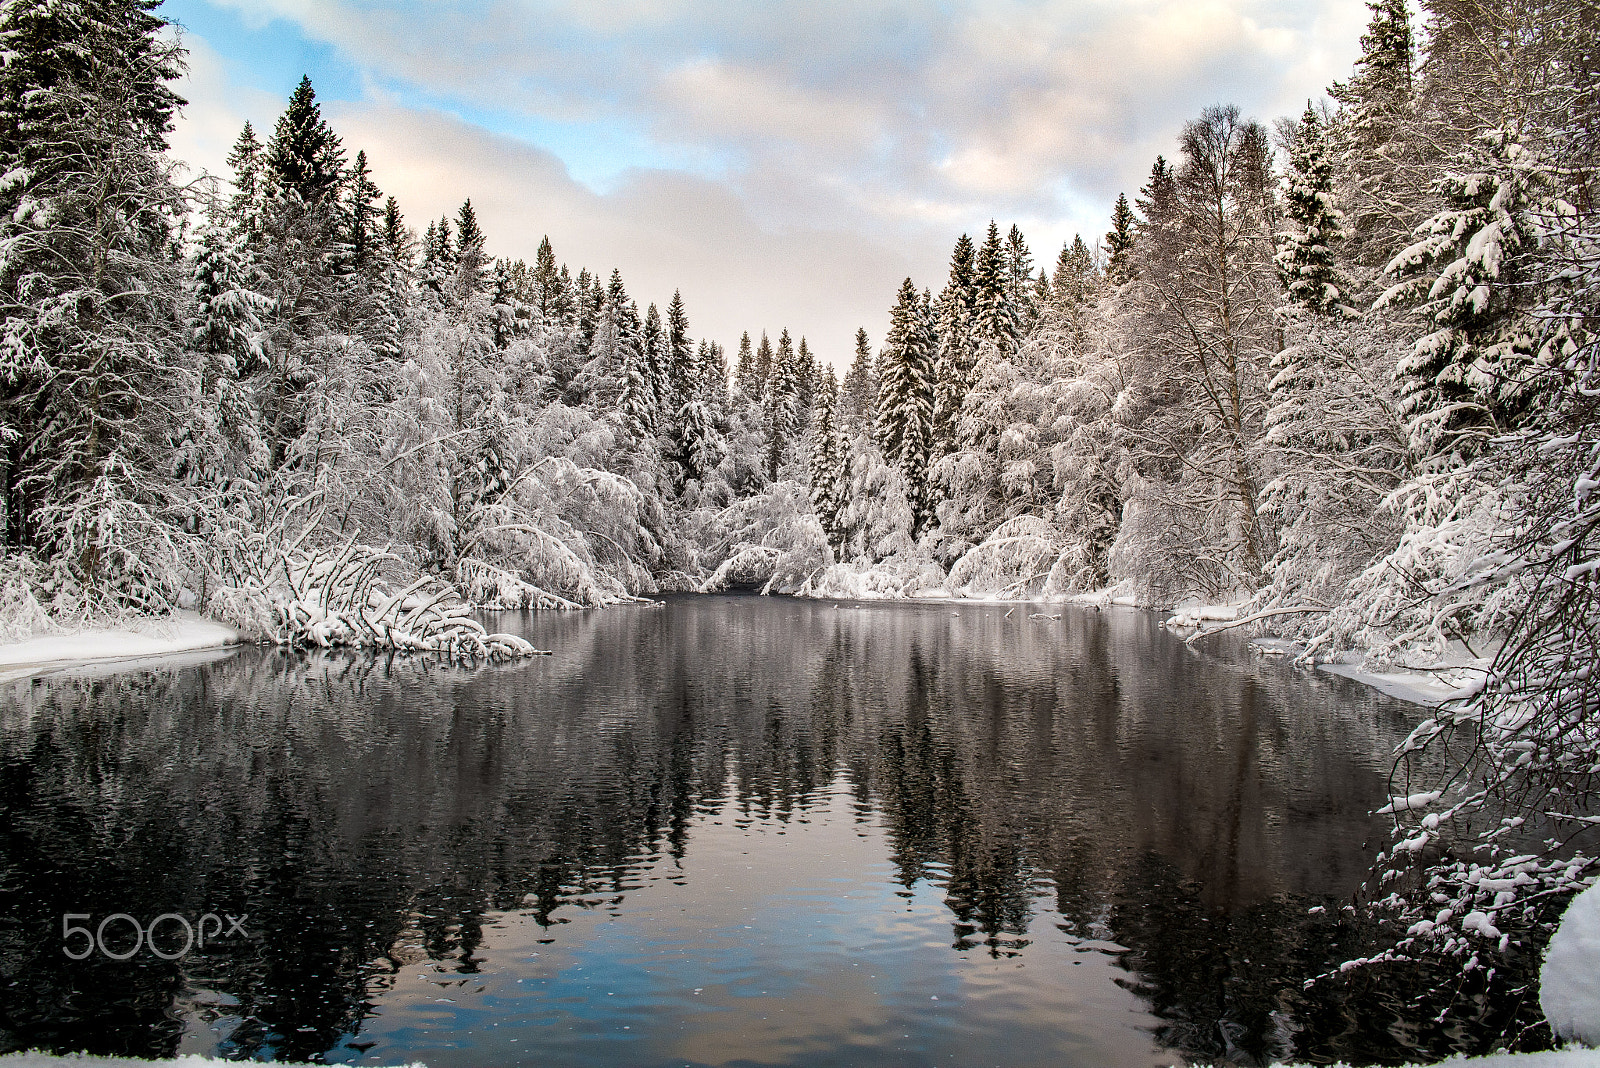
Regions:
[[0, 1056, 423, 1068], [1270, 1053, 1599, 1067], [0, 613, 245, 684]]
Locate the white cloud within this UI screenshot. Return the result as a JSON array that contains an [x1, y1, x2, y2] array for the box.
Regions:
[[169, 0, 1371, 359]]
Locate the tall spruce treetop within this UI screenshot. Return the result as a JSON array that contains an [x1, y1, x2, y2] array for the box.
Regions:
[[265, 75, 345, 203], [876, 277, 936, 531], [1276, 103, 1353, 316], [454, 199, 487, 295], [974, 221, 1018, 358], [666, 290, 692, 401], [1104, 194, 1137, 284], [1052, 235, 1099, 316], [347, 149, 382, 269], [841, 327, 875, 430], [1334, 0, 1413, 137], [225, 121, 264, 239]]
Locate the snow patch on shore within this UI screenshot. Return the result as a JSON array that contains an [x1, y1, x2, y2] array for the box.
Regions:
[[1271, 1052, 1600, 1067], [0, 1055, 423, 1068], [1543, 881, 1600, 1047], [0, 612, 244, 683]]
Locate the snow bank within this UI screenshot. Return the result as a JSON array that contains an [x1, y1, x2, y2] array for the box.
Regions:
[[0, 612, 243, 684], [1543, 881, 1600, 1047], [1272, 1052, 1599, 1068], [0, 1056, 423, 1068]]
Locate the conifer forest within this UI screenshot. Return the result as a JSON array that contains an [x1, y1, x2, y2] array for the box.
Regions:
[[1, 0, 1599, 1059]]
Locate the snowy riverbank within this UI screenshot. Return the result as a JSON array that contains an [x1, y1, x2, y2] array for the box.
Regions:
[[0, 613, 245, 684]]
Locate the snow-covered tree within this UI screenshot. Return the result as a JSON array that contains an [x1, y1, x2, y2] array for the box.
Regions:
[[1277, 103, 1355, 317], [876, 278, 936, 535]]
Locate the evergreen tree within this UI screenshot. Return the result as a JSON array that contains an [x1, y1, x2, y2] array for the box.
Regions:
[[346, 149, 382, 270], [755, 332, 774, 397], [0, 0, 188, 585], [264, 75, 344, 204], [876, 278, 936, 534], [1005, 224, 1038, 331], [382, 196, 412, 266], [533, 236, 560, 320], [666, 290, 692, 405], [225, 121, 265, 242], [1104, 194, 1137, 284], [809, 367, 851, 556], [974, 222, 1018, 360], [454, 199, 487, 297], [765, 329, 801, 480], [1276, 103, 1353, 316], [933, 234, 978, 451], [841, 327, 876, 431], [734, 331, 760, 402], [1331, 0, 1418, 266], [1381, 127, 1547, 455]]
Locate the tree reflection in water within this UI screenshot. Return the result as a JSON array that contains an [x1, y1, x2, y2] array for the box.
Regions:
[[0, 597, 1545, 1066]]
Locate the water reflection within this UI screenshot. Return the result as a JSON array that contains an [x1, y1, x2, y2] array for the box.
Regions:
[[0, 597, 1533, 1065]]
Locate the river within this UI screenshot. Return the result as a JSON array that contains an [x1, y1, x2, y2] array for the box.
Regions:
[[0, 596, 1519, 1066]]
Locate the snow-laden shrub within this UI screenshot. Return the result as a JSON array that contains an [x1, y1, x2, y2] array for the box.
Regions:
[[206, 496, 537, 659], [0, 554, 58, 641], [947, 516, 1062, 598], [698, 480, 830, 594]]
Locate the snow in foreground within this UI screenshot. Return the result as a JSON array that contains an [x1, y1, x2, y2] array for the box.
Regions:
[[1544, 882, 1600, 1047], [0, 1057, 423, 1068], [0, 1046, 1593, 1068], [0, 613, 243, 684]]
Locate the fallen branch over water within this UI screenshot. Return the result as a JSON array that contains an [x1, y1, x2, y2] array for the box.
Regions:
[[1173, 605, 1329, 645]]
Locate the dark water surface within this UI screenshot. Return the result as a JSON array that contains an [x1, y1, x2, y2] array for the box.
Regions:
[[0, 597, 1475, 1066]]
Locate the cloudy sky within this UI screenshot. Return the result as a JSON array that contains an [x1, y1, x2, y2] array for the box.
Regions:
[[163, 0, 1368, 369]]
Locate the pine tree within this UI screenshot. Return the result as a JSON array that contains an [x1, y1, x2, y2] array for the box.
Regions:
[[454, 199, 487, 297], [876, 278, 936, 534], [809, 367, 851, 556], [734, 331, 760, 402], [0, 0, 188, 585], [1104, 194, 1137, 284], [666, 290, 692, 406], [1277, 103, 1353, 316], [841, 327, 876, 431], [382, 196, 412, 266], [346, 149, 382, 270], [264, 75, 344, 204], [933, 234, 978, 451], [225, 122, 265, 243], [974, 221, 1018, 360], [765, 329, 801, 480]]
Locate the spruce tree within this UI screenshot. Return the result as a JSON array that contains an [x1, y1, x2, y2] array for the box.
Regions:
[[933, 234, 978, 451], [1276, 103, 1353, 316], [382, 196, 412, 265], [666, 290, 692, 405], [765, 329, 800, 480], [876, 278, 936, 534], [346, 149, 382, 270], [974, 221, 1018, 360], [1104, 195, 1137, 284], [809, 367, 851, 556], [533, 236, 560, 320], [734, 331, 760, 402], [225, 121, 265, 242], [455, 199, 487, 296], [1005, 224, 1037, 331], [264, 75, 344, 204], [0, 0, 187, 579], [841, 327, 876, 431]]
